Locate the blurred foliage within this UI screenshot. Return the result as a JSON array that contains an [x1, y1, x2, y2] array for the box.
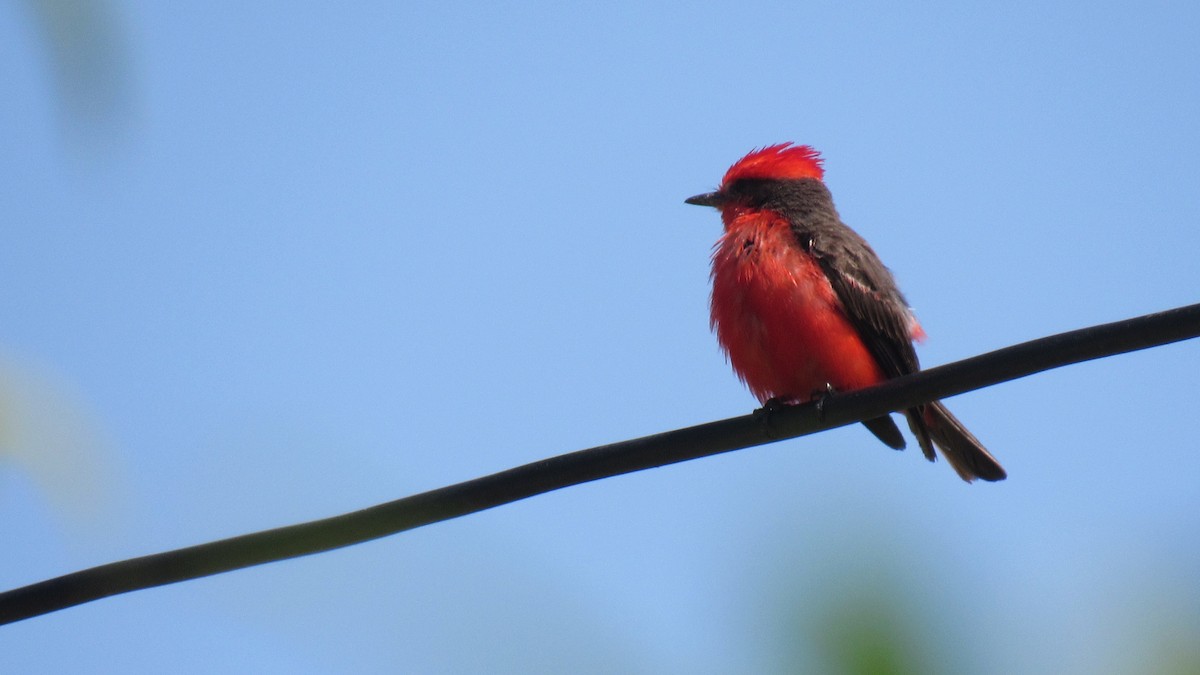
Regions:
[[773, 564, 956, 675], [766, 544, 1200, 675], [1148, 609, 1200, 675], [20, 0, 132, 148], [810, 590, 932, 675], [0, 354, 120, 536]]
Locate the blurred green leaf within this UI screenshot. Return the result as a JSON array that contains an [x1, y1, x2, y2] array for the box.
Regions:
[[21, 0, 133, 147]]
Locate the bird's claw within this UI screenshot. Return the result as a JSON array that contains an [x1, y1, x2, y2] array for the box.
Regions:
[[813, 384, 837, 420], [753, 397, 789, 439]]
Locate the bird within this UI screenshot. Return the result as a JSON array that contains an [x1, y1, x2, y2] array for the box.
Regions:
[[685, 143, 1005, 482]]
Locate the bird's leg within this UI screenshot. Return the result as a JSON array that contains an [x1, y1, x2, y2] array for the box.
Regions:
[[758, 397, 788, 413], [812, 383, 837, 420], [753, 397, 790, 439]]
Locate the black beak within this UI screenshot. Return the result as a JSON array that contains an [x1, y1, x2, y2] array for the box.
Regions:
[[684, 191, 724, 208]]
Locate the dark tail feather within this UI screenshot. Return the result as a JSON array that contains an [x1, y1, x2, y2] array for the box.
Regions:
[[905, 402, 1006, 482], [862, 415, 906, 450]]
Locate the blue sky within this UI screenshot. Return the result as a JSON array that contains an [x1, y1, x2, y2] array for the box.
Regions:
[[1, 1, 1198, 672]]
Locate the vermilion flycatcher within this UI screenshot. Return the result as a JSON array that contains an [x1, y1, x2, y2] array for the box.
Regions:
[[686, 143, 1006, 482]]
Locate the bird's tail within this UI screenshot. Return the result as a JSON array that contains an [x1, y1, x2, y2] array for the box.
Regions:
[[906, 402, 1006, 482]]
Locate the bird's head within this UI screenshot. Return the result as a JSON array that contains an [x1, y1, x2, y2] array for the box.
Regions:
[[685, 143, 825, 210]]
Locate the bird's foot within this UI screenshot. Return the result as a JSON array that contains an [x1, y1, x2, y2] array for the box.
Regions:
[[813, 384, 837, 420], [753, 397, 790, 439]]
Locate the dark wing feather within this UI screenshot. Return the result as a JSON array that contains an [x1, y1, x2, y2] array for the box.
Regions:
[[769, 179, 935, 458], [811, 226, 1007, 481], [746, 177, 920, 379], [728, 177, 1005, 481], [812, 243, 940, 461], [783, 187, 921, 380], [765, 179, 924, 453], [816, 259, 919, 378]]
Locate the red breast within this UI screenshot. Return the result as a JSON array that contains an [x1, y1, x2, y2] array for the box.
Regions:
[[710, 208, 885, 403]]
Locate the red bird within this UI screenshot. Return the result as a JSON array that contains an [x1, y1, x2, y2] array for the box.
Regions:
[[686, 143, 1005, 482]]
